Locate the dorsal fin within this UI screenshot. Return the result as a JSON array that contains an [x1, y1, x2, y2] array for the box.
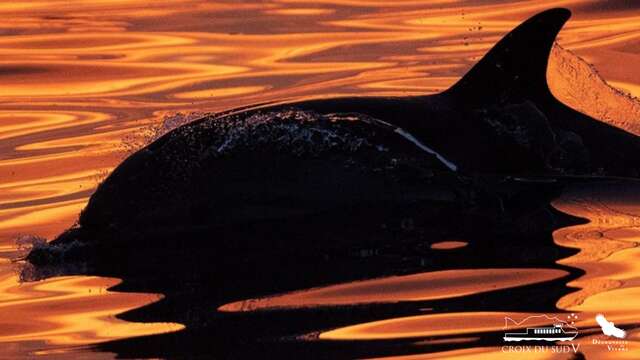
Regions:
[[447, 8, 571, 106]]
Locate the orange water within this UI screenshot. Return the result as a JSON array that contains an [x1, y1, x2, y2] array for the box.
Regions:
[[1, 1, 640, 358]]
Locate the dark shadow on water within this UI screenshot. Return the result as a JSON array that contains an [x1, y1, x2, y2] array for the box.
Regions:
[[90, 179, 588, 359]]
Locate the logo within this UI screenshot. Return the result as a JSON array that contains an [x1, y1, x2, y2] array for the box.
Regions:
[[503, 314, 579, 342], [596, 314, 626, 339]]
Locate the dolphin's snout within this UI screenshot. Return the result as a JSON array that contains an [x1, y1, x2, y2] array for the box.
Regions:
[[25, 227, 86, 266]]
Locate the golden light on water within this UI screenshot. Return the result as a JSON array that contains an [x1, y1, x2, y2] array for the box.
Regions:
[[219, 269, 567, 312], [0, 0, 640, 358], [319, 312, 570, 341], [0, 275, 183, 345]]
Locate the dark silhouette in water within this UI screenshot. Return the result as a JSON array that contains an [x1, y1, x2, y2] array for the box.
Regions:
[[23, 8, 638, 359]]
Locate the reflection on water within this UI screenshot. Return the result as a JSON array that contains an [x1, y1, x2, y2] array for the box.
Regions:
[[0, 272, 183, 358], [218, 269, 567, 312], [320, 312, 574, 341], [315, 182, 640, 359], [1, 0, 640, 358]]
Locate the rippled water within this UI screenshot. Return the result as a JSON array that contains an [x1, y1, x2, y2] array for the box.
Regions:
[[1, 1, 640, 358]]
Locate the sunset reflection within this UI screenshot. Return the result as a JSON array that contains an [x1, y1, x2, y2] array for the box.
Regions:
[[1, 0, 640, 358]]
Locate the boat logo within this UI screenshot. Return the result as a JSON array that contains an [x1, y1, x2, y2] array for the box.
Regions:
[[503, 314, 579, 342]]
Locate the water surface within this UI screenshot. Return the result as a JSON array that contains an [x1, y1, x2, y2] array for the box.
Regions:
[[1, 1, 640, 358]]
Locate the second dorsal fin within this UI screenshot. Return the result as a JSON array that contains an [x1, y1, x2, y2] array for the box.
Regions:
[[447, 8, 571, 106]]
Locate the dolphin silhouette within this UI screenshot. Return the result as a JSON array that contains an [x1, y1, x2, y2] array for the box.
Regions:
[[24, 8, 636, 313]]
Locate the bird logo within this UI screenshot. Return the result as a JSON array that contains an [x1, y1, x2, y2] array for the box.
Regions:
[[595, 314, 626, 339]]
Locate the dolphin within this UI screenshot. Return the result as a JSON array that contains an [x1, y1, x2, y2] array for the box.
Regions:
[[23, 8, 633, 320]]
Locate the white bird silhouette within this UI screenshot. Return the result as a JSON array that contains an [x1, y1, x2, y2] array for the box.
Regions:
[[596, 314, 626, 339]]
